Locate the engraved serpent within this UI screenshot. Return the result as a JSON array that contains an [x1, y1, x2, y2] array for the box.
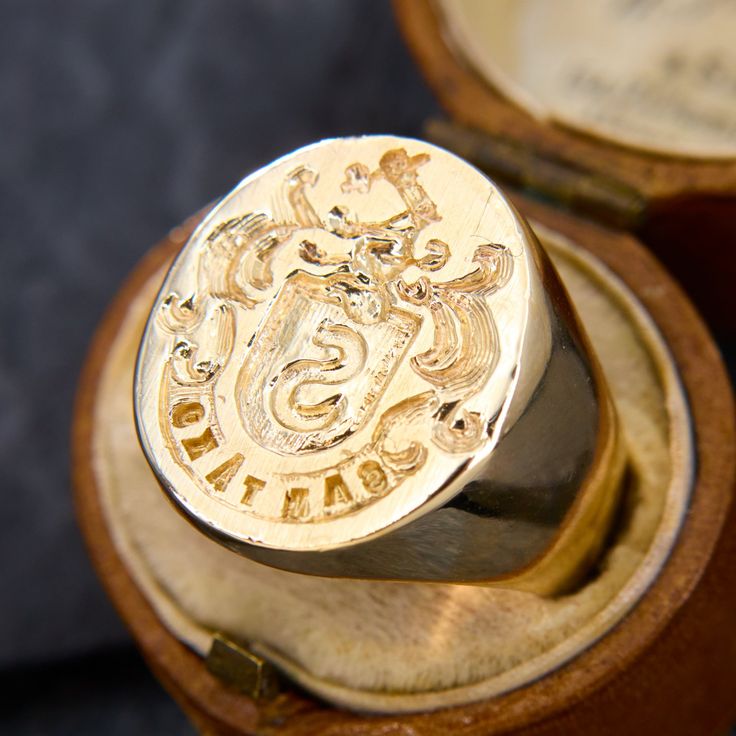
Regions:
[[269, 319, 368, 433]]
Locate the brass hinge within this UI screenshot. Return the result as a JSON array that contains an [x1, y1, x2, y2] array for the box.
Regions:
[[206, 633, 280, 700], [426, 118, 648, 231]]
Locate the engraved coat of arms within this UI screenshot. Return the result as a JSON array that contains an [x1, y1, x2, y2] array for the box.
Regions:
[[154, 146, 513, 522]]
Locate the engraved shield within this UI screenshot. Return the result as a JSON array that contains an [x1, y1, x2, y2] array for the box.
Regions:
[[238, 271, 420, 455]]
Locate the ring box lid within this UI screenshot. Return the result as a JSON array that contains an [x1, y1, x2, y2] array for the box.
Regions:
[[393, 0, 736, 330]]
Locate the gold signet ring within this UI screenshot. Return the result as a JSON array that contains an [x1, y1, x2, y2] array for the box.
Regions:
[[135, 136, 625, 596]]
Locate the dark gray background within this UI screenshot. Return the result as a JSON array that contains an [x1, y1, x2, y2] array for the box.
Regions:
[[0, 1, 733, 734]]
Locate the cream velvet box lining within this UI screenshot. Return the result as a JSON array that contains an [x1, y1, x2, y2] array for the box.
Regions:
[[90, 222, 692, 714]]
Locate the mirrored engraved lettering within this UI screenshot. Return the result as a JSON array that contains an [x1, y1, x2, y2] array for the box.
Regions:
[[241, 475, 266, 506], [324, 473, 353, 508], [358, 461, 388, 496], [282, 488, 309, 520], [181, 427, 218, 461], [171, 401, 205, 428], [205, 454, 244, 493]]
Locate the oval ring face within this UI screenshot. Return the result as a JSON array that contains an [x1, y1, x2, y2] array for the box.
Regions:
[[135, 136, 534, 551]]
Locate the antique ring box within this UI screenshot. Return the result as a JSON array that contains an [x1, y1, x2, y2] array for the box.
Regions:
[[74, 133, 736, 735], [395, 0, 736, 334]]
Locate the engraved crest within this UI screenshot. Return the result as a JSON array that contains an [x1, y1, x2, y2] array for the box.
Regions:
[[146, 141, 515, 525]]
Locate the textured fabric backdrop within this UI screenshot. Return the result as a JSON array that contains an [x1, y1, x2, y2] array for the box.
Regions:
[[1, 1, 732, 734]]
